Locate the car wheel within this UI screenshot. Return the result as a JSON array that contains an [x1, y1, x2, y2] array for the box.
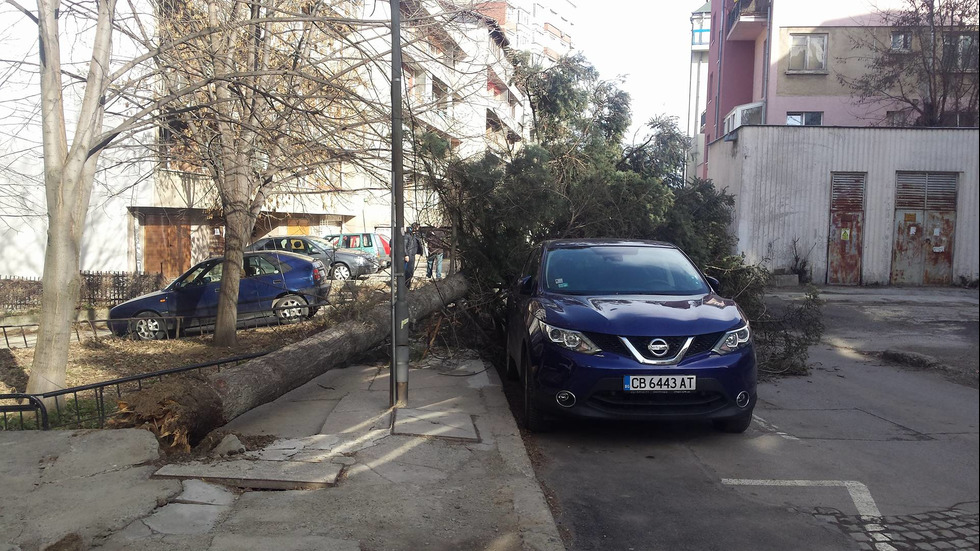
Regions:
[[132, 312, 167, 341], [522, 349, 551, 432], [331, 263, 351, 280], [713, 410, 754, 433], [274, 294, 309, 323]]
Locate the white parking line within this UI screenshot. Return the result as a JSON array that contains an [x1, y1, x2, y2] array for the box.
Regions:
[[752, 414, 800, 441], [721, 478, 882, 518]]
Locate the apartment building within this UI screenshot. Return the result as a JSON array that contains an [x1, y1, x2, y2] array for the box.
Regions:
[[685, 2, 711, 181], [476, 0, 576, 64], [702, 0, 979, 285], [0, 0, 529, 279]]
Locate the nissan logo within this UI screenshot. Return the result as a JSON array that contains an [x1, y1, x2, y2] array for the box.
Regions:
[[647, 338, 670, 357]]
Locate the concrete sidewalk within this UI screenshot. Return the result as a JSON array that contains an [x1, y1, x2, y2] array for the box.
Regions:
[[0, 352, 564, 551]]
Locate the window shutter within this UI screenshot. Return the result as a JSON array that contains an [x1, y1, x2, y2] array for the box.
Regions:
[[831, 172, 866, 211], [897, 172, 957, 210], [896, 172, 927, 209], [925, 173, 957, 211]]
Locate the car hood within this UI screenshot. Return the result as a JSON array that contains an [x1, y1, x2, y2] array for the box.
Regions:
[[538, 292, 745, 336], [109, 289, 170, 316]]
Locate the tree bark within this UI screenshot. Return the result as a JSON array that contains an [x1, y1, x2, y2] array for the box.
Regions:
[[116, 273, 470, 448], [28, 0, 116, 400]]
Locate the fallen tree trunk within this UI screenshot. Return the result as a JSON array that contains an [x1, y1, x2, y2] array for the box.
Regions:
[[114, 273, 469, 449]]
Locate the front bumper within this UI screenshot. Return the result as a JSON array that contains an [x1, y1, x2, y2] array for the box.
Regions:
[[529, 342, 757, 422]]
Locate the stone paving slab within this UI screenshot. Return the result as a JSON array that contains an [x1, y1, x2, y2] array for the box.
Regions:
[[222, 399, 333, 438], [143, 503, 228, 535], [319, 406, 392, 435], [154, 459, 343, 490], [405, 385, 488, 414], [392, 407, 479, 441], [209, 534, 361, 551], [177, 480, 238, 506]]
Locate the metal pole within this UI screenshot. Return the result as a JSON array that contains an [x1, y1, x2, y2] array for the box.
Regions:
[[390, 0, 409, 408]]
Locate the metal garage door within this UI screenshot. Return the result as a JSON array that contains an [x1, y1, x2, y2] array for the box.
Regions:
[[827, 172, 866, 285], [891, 172, 957, 285]]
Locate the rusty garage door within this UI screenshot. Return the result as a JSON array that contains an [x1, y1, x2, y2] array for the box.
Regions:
[[827, 172, 865, 285], [891, 172, 957, 285]]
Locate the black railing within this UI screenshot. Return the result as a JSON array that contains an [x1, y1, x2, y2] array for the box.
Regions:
[[0, 352, 268, 431], [1, 299, 333, 349], [0, 271, 166, 312], [726, 0, 770, 36]]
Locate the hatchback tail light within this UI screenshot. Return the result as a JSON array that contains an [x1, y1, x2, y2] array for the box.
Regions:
[[312, 261, 326, 283]]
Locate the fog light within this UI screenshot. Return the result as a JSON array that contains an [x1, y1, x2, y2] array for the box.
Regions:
[[736, 391, 750, 408], [556, 390, 576, 408]]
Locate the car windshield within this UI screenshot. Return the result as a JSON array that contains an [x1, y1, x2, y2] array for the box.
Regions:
[[306, 237, 337, 252], [172, 261, 223, 288], [542, 246, 709, 295]]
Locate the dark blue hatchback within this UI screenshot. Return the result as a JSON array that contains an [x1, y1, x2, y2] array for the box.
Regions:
[[108, 251, 329, 340], [505, 239, 757, 432]]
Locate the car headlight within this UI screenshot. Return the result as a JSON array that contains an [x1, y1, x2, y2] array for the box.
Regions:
[[540, 321, 601, 355], [712, 324, 751, 354]]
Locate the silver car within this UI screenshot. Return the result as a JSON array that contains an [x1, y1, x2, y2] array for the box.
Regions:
[[247, 236, 380, 280]]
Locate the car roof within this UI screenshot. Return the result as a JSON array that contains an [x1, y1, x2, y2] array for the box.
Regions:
[[542, 238, 678, 250], [201, 250, 313, 263]]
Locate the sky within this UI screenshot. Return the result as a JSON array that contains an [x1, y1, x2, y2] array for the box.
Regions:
[[571, 1, 703, 142]]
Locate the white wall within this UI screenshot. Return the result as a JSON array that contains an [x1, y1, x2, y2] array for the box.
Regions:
[[708, 126, 980, 284], [0, 2, 158, 278]]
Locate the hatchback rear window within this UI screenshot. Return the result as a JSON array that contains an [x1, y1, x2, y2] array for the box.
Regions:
[[543, 246, 709, 295]]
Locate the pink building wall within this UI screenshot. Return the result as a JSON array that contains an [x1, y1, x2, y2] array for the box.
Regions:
[[703, 0, 907, 178], [765, 0, 898, 126]]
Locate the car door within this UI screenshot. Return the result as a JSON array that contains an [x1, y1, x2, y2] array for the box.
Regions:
[[171, 260, 223, 325], [240, 254, 287, 316], [507, 246, 543, 365]]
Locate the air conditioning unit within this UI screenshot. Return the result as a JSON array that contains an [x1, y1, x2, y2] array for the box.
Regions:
[[723, 101, 765, 134]]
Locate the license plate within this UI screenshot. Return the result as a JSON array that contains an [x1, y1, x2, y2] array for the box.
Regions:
[[623, 375, 696, 391]]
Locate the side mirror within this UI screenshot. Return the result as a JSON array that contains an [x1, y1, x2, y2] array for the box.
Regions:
[[705, 276, 720, 291], [517, 275, 535, 295]]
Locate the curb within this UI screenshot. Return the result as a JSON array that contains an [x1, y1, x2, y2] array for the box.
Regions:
[[880, 349, 942, 369]]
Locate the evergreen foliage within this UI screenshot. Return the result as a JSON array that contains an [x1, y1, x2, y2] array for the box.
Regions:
[[417, 54, 823, 375]]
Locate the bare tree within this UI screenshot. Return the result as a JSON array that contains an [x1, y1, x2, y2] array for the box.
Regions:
[[838, 0, 979, 126], [149, 0, 398, 346], [1, 0, 515, 396], [3, 0, 122, 399], [155, 0, 502, 346]]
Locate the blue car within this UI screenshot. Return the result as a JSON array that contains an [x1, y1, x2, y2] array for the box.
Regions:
[[109, 251, 329, 340], [505, 239, 757, 433]]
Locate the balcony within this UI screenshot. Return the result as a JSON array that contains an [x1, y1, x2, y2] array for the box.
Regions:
[[723, 101, 764, 135], [726, 0, 769, 41]]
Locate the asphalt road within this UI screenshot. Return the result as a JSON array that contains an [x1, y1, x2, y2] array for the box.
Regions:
[[516, 286, 980, 551]]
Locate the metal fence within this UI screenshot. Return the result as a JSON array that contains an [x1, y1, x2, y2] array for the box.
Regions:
[[0, 352, 268, 431], [0, 271, 166, 312], [1, 299, 333, 349]]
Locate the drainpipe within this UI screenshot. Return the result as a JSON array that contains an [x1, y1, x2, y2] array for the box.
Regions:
[[761, 0, 773, 124]]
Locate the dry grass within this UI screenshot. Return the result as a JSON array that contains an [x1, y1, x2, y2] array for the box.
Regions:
[[0, 309, 371, 396], [0, 280, 393, 396]]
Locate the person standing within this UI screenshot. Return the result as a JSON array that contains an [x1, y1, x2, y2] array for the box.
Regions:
[[403, 223, 423, 289], [426, 229, 445, 280]]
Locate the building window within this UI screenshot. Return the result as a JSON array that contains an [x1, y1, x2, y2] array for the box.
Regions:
[[943, 33, 979, 72], [693, 27, 709, 46], [939, 111, 979, 127], [886, 110, 911, 127], [786, 112, 823, 126], [890, 31, 911, 52], [788, 34, 828, 72]]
